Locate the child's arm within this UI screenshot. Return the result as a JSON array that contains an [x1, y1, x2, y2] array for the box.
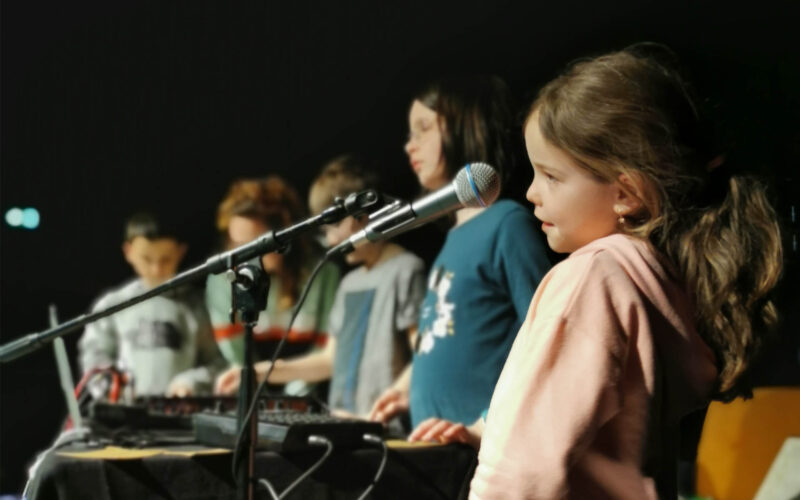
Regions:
[[214, 338, 336, 395], [406, 325, 418, 353], [472, 250, 632, 498], [369, 257, 426, 422]]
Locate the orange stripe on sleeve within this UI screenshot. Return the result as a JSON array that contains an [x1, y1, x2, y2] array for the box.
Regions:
[[213, 323, 245, 341]]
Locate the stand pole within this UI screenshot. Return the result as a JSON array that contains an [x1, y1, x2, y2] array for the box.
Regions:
[[236, 323, 258, 500], [230, 263, 269, 500]]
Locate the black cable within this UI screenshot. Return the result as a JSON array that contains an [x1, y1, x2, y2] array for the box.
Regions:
[[258, 478, 280, 500], [230, 255, 332, 483], [356, 434, 389, 500], [277, 435, 334, 499]]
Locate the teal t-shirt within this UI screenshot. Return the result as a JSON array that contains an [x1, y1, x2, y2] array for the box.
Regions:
[[409, 200, 551, 427]]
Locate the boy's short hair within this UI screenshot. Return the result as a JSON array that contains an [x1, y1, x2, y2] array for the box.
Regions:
[[124, 212, 183, 242], [308, 155, 379, 215]]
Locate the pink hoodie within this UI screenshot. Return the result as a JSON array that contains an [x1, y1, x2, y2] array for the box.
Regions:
[[470, 234, 718, 499]]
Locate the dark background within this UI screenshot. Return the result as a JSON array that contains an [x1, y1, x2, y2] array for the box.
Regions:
[[2, 0, 798, 493]]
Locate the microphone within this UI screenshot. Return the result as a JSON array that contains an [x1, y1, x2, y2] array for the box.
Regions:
[[327, 162, 501, 256]]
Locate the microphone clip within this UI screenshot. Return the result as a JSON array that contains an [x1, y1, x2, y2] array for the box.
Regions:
[[319, 189, 385, 224]]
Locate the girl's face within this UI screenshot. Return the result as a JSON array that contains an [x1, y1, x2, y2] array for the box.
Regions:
[[228, 215, 283, 273], [524, 117, 623, 254], [404, 100, 450, 190]]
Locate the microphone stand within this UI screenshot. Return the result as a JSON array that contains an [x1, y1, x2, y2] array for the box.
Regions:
[[0, 231, 282, 363], [0, 189, 383, 500], [0, 189, 381, 364], [228, 263, 269, 500]]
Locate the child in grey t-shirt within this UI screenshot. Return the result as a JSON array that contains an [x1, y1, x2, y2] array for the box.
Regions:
[[215, 156, 426, 418]]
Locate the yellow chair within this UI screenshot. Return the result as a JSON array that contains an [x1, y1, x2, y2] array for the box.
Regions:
[[695, 386, 800, 500]]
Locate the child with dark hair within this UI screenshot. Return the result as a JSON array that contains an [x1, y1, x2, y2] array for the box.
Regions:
[[411, 45, 783, 499], [78, 212, 225, 397], [369, 76, 552, 428], [216, 156, 426, 421]]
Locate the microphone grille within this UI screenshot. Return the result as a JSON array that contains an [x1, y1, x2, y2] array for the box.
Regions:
[[453, 162, 501, 208]]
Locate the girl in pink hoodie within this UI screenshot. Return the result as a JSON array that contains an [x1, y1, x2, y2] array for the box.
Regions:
[[410, 43, 783, 499]]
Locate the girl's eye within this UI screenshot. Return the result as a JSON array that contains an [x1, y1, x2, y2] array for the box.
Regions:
[[534, 170, 557, 182], [532, 164, 557, 181], [408, 122, 433, 142]]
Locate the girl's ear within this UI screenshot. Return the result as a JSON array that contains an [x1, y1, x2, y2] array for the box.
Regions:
[[613, 173, 645, 217]]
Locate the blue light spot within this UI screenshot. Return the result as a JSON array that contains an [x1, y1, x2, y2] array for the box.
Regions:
[[5, 207, 23, 227], [22, 208, 40, 229]]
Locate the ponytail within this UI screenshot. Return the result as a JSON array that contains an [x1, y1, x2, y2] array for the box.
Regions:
[[662, 175, 782, 400]]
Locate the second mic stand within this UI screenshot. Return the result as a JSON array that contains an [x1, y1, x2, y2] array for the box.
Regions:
[[227, 261, 271, 500]]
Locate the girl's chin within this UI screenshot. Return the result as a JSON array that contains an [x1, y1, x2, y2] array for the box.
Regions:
[[420, 176, 449, 191], [545, 234, 571, 254]]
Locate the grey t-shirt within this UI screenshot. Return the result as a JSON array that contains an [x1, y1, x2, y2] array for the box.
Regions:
[[79, 279, 226, 396], [328, 247, 426, 416]]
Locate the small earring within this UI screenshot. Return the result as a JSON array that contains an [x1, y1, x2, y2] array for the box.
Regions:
[[615, 208, 625, 225]]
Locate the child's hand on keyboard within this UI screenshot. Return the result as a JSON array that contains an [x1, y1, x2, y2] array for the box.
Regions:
[[214, 365, 241, 395], [330, 408, 361, 420], [369, 388, 410, 424], [408, 417, 483, 449]]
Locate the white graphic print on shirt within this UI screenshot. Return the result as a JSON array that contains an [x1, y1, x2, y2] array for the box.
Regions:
[[418, 267, 455, 354]]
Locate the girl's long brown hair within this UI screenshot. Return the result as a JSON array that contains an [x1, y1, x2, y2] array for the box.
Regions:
[[530, 44, 782, 400]]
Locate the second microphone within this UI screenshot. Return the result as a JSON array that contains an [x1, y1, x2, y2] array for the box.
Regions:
[[327, 162, 501, 257]]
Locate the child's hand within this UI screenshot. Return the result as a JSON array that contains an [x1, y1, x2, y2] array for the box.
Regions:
[[408, 418, 482, 449], [214, 365, 241, 395], [330, 408, 362, 420], [368, 387, 409, 423]]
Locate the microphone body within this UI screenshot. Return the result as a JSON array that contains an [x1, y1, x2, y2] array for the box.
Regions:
[[328, 163, 500, 256]]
